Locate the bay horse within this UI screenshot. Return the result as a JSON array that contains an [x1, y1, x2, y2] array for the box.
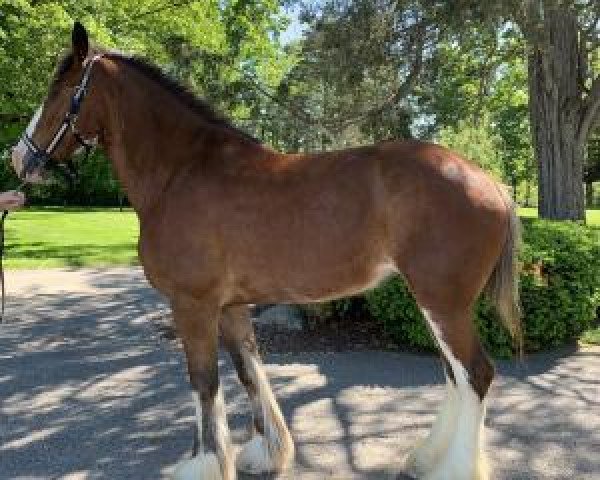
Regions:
[[11, 23, 520, 480]]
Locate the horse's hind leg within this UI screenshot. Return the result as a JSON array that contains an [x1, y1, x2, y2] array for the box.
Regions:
[[172, 296, 234, 480], [406, 308, 493, 480], [221, 305, 294, 474], [405, 375, 459, 476]]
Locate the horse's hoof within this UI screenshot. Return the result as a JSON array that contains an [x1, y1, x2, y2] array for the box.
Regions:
[[403, 442, 428, 479], [172, 453, 223, 480], [417, 450, 490, 480], [236, 434, 293, 474], [236, 435, 274, 474]]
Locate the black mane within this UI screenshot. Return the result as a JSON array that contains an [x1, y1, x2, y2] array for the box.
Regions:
[[55, 51, 260, 144]]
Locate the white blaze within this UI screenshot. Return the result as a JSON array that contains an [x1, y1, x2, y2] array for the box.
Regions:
[[26, 105, 44, 136], [11, 105, 44, 177]]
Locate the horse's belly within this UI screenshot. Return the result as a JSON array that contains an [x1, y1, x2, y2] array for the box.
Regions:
[[230, 254, 398, 304], [298, 258, 398, 303]]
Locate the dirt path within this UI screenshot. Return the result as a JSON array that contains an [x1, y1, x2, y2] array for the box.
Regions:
[[0, 268, 598, 479]]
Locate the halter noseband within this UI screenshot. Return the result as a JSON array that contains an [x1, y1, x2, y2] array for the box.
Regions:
[[20, 54, 103, 180]]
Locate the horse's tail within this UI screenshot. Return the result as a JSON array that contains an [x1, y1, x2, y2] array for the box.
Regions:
[[484, 189, 523, 356]]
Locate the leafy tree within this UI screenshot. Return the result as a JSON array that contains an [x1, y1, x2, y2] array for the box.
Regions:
[[293, 0, 599, 220], [0, 0, 291, 203], [437, 116, 504, 180], [417, 22, 535, 198], [511, 0, 600, 220], [439, 0, 600, 219], [277, 0, 437, 144], [489, 53, 535, 205]]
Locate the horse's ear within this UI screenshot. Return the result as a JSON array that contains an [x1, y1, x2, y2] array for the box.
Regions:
[[72, 21, 89, 63]]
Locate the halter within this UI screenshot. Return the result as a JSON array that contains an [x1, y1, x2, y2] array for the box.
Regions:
[[19, 54, 103, 180]]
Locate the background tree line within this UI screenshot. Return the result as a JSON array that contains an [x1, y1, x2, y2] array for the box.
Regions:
[[1, 0, 599, 219]]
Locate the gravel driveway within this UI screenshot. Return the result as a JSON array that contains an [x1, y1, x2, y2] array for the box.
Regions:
[[0, 268, 598, 479]]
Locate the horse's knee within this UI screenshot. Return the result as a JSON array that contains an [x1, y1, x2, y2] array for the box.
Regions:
[[189, 368, 219, 403]]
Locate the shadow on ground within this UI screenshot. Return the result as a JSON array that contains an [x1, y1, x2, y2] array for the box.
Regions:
[[0, 268, 598, 479]]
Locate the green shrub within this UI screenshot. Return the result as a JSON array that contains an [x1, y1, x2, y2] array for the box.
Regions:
[[364, 279, 433, 350], [303, 297, 369, 329], [308, 219, 600, 357], [517, 219, 600, 350]]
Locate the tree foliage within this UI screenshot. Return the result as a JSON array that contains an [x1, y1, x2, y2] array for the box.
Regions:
[[437, 117, 503, 180], [0, 0, 291, 202], [1, 0, 598, 210]]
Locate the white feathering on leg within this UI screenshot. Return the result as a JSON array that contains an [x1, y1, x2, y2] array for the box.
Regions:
[[173, 385, 234, 480], [423, 386, 487, 480], [416, 310, 490, 480], [236, 434, 273, 474], [192, 392, 203, 452], [213, 385, 235, 480], [236, 352, 294, 474], [405, 379, 459, 477]]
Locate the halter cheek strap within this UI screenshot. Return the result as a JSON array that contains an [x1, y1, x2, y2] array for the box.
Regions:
[[20, 54, 103, 179]]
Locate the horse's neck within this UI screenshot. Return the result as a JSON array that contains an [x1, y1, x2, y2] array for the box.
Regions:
[[101, 73, 215, 216]]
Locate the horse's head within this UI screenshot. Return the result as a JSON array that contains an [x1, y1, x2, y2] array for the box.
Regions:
[[11, 22, 103, 183]]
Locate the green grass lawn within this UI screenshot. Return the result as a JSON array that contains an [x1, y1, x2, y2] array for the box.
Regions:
[[580, 326, 600, 346], [519, 207, 600, 226], [4, 207, 139, 269]]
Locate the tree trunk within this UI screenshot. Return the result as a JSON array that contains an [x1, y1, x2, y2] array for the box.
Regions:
[[527, 9, 585, 221], [585, 182, 594, 207]]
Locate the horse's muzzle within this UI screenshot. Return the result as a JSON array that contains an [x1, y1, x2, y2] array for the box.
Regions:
[[10, 141, 47, 184]]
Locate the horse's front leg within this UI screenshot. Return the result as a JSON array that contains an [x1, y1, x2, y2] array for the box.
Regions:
[[221, 305, 294, 475], [172, 295, 234, 480]]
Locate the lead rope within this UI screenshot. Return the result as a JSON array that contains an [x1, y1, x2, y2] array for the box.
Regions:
[[0, 182, 26, 324], [1, 209, 8, 323]]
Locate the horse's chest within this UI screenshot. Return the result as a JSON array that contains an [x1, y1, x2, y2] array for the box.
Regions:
[[137, 232, 170, 293], [137, 224, 221, 298]]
